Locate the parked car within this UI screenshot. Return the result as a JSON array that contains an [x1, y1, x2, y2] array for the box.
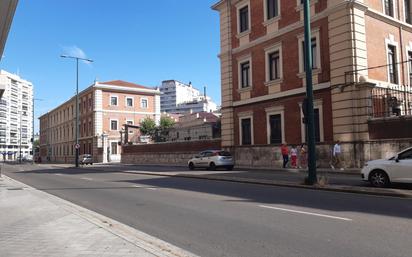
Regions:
[[361, 147, 412, 187], [188, 150, 234, 170], [80, 154, 93, 165]]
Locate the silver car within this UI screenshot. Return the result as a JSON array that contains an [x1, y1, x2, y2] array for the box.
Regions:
[[188, 150, 234, 170], [80, 154, 93, 165]]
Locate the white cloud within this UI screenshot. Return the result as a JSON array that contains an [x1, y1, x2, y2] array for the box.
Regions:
[[61, 45, 92, 65]]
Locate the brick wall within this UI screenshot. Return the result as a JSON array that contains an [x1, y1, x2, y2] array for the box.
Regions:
[[121, 140, 222, 165], [369, 117, 412, 139]]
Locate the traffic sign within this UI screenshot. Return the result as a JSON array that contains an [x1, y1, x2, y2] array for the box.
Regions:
[[75, 143, 80, 149]]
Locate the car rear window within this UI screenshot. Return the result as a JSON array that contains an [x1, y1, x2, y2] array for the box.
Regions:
[[218, 151, 231, 156]]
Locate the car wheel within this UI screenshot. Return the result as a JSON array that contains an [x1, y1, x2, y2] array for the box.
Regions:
[[188, 162, 195, 170], [209, 162, 216, 171], [226, 166, 234, 171], [369, 170, 390, 187]]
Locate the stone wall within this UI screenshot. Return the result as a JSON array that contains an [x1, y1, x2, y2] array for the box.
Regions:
[[121, 140, 221, 166], [227, 139, 412, 169]]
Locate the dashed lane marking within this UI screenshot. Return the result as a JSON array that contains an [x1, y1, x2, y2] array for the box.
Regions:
[[259, 205, 352, 221]]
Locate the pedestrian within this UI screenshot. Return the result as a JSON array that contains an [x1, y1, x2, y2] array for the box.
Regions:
[[331, 140, 344, 170], [290, 145, 298, 168], [281, 143, 289, 168], [299, 143, 307, 168]]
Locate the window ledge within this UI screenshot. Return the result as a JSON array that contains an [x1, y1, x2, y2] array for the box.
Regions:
[[265, 79, 283, 86], [236, 30, 251, 39], [263, 16, 281, 27], [238, 86, 252, 93], [297, 68, 321, 78]]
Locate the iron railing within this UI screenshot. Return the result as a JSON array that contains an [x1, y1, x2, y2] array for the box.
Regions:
[[369, 85, 412, 118]]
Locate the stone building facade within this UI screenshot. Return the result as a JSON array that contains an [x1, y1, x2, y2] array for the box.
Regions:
[[212, 0, 412, 168], [39, 80, 160, 163]]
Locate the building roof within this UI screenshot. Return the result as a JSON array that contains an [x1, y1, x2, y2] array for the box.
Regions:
[[99, 80, 152, 90]]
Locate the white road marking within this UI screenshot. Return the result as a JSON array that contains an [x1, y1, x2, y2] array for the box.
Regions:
[[259, 205, 352, 221], [146, 187, 157, 191], [55, 174, 64, 176], [80, 177, 93, 181]]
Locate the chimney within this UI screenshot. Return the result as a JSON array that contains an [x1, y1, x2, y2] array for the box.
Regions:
[[204, 86, 206, 98]]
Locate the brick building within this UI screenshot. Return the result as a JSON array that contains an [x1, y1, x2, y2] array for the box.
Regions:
[[39, 80, 160, 163], [212, 0, 412, 168]]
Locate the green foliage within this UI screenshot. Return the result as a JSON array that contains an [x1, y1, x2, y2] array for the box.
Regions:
[[139, 116, 176, 142], [139, 117, 157, 137]]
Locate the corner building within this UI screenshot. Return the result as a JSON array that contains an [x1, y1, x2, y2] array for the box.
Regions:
[[213, 0, 412, 168], [39, 80, 160, 163]]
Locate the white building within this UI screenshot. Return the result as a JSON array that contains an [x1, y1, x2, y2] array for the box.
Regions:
[[0, 70, 33, 160], [160, 80, 218, 114]]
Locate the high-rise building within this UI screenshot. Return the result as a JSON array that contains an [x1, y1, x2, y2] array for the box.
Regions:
[[0, 70, 33, 160], [160, 80, 218, 114]]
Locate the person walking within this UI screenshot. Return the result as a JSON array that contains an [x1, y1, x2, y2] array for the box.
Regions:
[[281, 143, 289, 168], [331, 140, 344, 170], [290, 145, 298, 168], [299, 143, 307, 169]]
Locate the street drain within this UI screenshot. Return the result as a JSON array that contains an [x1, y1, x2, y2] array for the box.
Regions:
[[6, 187, 24, 190]]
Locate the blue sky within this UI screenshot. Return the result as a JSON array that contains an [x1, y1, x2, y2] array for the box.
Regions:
[[0, 0, 221, 133]]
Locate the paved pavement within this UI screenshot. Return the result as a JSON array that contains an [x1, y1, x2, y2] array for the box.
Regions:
[[0, 169, 197, 257], [3, 163, 412, 257]]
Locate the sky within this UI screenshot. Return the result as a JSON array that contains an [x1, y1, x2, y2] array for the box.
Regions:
[[0, 0, 221, 133]]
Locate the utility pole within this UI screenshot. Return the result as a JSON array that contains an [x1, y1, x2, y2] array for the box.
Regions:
[[303, 0, 317, 184]]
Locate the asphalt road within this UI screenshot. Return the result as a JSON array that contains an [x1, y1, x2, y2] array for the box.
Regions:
[[3, 163, 412, 257]]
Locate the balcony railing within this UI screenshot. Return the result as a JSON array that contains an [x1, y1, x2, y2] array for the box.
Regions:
[[369, 85, 412, 118]]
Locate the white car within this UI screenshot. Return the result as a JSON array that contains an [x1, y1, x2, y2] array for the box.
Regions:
[[188, 150, 234, 171], [361, 147, 412, 187]]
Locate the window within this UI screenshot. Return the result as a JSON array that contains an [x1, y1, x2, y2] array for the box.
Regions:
[[388, 45, 398, 84], [110, 96, 118, 106], [141, 99, 148, 109], [268, 51, 280, 81], [241, 118, 252, 145], [266, 0, 279, 20], [398, 149, 412, 159], [406, 0, 412, 24], [110, 120, 118, 131], [384, 0, 394, 17], [126, 97, 133, 107], [302, 38, 317, 71], [239, 5, 249, 33], [240, 61, 251, 88], [111, 142, 118, 155], [269, 114, 282, 144]]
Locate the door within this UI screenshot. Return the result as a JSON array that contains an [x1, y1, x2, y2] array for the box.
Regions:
[[194, 151, 206, 167], [393, 148, 412, 182]]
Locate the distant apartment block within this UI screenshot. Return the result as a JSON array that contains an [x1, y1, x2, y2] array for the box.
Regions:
[[0, 70, 33, 160], [0, 0, 19, 97], [39, 80, 160, 163], [160, 80, 218, 114]]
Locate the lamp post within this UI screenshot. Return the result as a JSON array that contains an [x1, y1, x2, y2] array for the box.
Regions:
[[60, 55, 93, 167], [303, 0, 317, 184]]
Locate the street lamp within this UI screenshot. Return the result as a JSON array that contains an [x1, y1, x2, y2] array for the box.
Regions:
[[60, 55, 93, 167]]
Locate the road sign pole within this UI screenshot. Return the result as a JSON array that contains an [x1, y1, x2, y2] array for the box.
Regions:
[[303, 0, 317, 184]]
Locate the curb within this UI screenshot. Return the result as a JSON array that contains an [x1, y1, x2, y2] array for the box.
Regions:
[[1, 174, 199, 257]]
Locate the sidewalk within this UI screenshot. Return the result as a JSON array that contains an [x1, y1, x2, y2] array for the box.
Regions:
[[0, 175, 198, 257]]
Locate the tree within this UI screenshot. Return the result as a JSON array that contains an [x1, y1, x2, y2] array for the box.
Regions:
[[158, 116, 176, 142], [139, 117, 157, 138]]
